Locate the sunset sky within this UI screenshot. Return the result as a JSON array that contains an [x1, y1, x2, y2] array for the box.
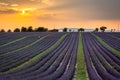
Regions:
[[0, 0, 120, 31]]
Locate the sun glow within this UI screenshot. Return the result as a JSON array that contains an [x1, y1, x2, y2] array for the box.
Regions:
[[21, 8, 37, 15], [22, 10, 25, 14]]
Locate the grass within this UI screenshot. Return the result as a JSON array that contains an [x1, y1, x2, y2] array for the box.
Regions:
[[107, 34, 120, 40], [3, 34, 67, 74], [0, 36, 47, 57], [0, 36, 27, 47], [92, 33, 120, 56], [76, 32, 88, 80]]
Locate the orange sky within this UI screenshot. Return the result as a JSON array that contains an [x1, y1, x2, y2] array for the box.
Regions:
[[0, 0, 120, 31]]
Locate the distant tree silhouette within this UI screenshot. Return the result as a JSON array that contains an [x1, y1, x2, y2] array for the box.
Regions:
[[21, 27, 27, 32], [95, 28, 99, 32], [63, 28, 67, 32], [111, 29, 113, 32], [79, 28, 84, 32], [114, 29, 116, 32], [14, 28, 20, 32], [35, 27, 48, 32], [27, 26, 33, 32], [7, 29, 11, 32], [49, 29, 58, 32], [43, 28, 48, 32], [100, 26, 107, 32], [0, 29, 5, 32]]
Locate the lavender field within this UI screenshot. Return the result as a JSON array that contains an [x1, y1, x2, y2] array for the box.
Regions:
[[0, 32, 120, 80]]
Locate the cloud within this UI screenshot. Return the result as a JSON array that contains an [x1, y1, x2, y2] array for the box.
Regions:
[[0, 0, 120, 20], [30, 0, 35, 1], [37, 13, 57, 20], [0, 0, 42, 6], [0, 9, 19, 14], [0, 2, 19, 9], [0, 2, 8, 6], [10, 4, 19, 7], [44, 0, 120, 20]]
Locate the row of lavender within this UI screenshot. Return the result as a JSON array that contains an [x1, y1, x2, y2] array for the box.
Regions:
[[0, 32, 119, 80], [106, 32, 120, 38], [0, 32, 78, 80], [0, 32, 49, 55], [0, 32, 41, 45], [94, 32, 120, 50], [0, 32, 64, 79], [82, 33, 120, 80], [0, 33, 64, 72]]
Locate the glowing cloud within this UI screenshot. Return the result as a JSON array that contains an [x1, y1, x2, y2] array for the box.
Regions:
[[0, 0, 120, 31], [11, 4, 19, 7], [0, 2, 8, 6], [22, 10, 25, 14]]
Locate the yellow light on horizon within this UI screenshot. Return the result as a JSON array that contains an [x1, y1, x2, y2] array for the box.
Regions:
[[20, 8, 37, 16], [22, 10, 25, 14]]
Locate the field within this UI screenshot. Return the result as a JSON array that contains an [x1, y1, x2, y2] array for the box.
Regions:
[[0, 32, 120, 80]]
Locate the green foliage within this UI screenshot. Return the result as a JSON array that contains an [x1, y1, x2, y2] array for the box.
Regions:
[[92, 33, 120, 56], [76, 32, 87, 80]]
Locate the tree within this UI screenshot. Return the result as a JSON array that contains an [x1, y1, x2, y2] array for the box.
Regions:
[[49, 29, 58, 32], [35, 27, 48, 32], [7, 29, 11, 32], [79, 28, 84, 32], [63, 28, 67, 32], [21, 27, 27, 32], [95, 28, 99, 32], [43, 28, 48, 32], [111, 29, 113, 32], [100, 26, 107, 32], [0, 29, 5, 32], [14, 28, 20, 32], [27, 26, 33, 32]]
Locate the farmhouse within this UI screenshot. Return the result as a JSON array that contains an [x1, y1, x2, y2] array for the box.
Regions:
[[58, 28, 94, 32], [84, 29, 94, 32], [58, 28, 63, 32], [67, 28, 78, 32]]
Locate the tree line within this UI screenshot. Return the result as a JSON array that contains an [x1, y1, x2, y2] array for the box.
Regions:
[[0, 26, 107, 32], [94, 26, 107, 32], [14, 26, 48, 32], [63, 26, 107, 32], [0, 26, 59, 32]]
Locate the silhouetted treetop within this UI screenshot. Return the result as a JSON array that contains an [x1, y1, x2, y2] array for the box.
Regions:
[[79, 28, 84, 32], [21, 27, 27, 32], [95, 28, 99, 32], [14, 28, 20, 32], [0, 29, 5, 32], [27, 26, 33, 32], [7, 29, 11, 32], [49, 29, 58, 32], [63, 28, 67, 32], [35, 27, 48, 32], [100, 26, 107, 32]]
